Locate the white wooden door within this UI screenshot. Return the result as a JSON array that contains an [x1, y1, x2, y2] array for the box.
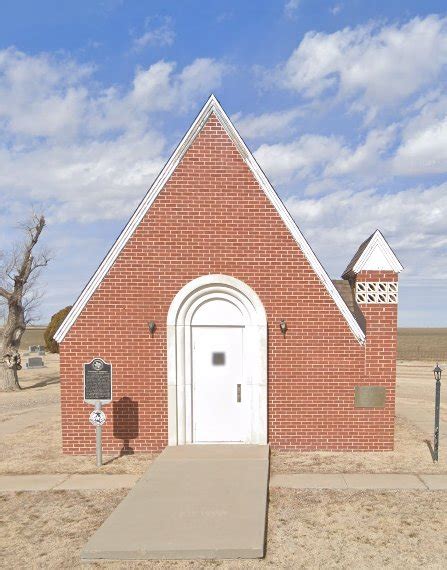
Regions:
[[192, 326, 245, 443]]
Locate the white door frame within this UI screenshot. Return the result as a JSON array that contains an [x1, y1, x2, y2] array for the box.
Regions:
[[167, 274, 267, 445]]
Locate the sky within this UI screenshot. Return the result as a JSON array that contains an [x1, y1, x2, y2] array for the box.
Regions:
[[0, 0, 446, 326]]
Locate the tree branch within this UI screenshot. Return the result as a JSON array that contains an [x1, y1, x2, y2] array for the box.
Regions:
[[0, 287, 11, 300], [14, 215, 46, 287]]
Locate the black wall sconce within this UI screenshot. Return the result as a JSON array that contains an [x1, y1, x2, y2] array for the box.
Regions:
[[148, 321, 156, 337], [280, 319, 287, 336]]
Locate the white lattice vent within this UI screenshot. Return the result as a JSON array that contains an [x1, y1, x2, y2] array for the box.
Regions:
[[355, 282, 398, 304]]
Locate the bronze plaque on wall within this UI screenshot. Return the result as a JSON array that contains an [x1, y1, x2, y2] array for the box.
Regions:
[[355, 386, 386, 408]]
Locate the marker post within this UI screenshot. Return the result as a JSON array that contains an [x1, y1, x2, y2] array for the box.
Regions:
[[84, 357, 112, 468], [89, 401, 107, 467], [95, 401, 103, 467]]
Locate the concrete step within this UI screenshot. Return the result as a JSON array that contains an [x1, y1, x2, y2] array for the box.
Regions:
[[82, 444, 269, 561]]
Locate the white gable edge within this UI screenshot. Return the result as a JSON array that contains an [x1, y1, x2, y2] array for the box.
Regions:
[[353, 230, 403, 274], [54, 95, 365, 344]]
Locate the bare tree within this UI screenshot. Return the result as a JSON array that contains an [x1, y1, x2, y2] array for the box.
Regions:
[[0, 214, 50, 391]]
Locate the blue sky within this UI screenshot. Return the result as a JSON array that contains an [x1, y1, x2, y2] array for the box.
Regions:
[[0, 0, 446, 326]]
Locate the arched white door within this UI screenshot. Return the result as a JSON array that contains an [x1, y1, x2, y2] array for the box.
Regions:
[[167, 275, 267, 445], [192, 298, 245, 443]]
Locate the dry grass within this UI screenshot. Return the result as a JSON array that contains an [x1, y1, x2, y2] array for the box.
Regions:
[[2, 356, 447, 568], [0, 419, 153, 475], [398, 328, 447, 360], [0, 354, 152, 475], [1, 357, 445, 476], [1, 412, 443, 477], [0, 353, 60, 423], [271, 416, 446, 474], [1, 489, 446, 568]]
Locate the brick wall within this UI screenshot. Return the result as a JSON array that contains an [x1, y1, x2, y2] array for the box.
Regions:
[[354, 270, 399, 450], [60, 113, 397, 454]]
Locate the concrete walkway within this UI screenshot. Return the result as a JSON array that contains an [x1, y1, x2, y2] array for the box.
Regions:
[[1, 471, 446, 493], [82, 445, 270, 561], [270, 473, 447, 490], [0, 473, 139, 491]]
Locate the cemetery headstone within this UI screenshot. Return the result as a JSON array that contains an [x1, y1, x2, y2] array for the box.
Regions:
[[26, 356, 45, 369], [29, 345, 39, 353]]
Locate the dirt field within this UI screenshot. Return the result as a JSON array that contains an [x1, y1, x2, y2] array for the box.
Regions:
[[1, 325, 445, 359], [2, 325, 446, 359], [398, 328, 447, 360], [0, 325, 47, 350], [2, 488, 446, 568]]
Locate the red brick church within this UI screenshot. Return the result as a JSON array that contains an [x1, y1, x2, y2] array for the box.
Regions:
[[54, 95, 403, 454]]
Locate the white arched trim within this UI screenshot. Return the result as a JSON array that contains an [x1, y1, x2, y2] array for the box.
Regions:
[[167, 274, 267, 445]]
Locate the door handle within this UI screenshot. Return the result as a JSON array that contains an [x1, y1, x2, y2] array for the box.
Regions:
[[237, 384, 241, 403]]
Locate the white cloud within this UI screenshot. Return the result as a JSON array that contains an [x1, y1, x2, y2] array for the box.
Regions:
[[0, 132, 166, 222], [284, 0, 300, 19], [324, 125, 396, 177], [393, 92, 447, 175], [133, 19, 175, 51], [233, 107, 303, 139], [0, 48, 93, 139], [0, 48, 229, 222], [278, 15, 447, 118], [0, 49, 229, 140], [254, 126, 396, 188], [393, 118, 447, 175], [286, 183, 447, 281], [255, 134, 344, 184], [330, 4, 342, 15]]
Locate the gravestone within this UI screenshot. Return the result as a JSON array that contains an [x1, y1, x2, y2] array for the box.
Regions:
[[28, 345, 39, 353], [26, 356, 45, 369], [84, 358, 112, 404]]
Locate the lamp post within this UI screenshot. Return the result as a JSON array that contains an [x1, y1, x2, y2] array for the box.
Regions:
[[433, 363, 442, 462]]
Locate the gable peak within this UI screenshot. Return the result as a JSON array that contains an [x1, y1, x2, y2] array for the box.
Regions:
[[342, 230, 403, 277], [54, 94, 367, 345]]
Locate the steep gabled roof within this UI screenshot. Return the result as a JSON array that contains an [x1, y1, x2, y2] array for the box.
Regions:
[[342, 230, 403, 278], [54, 95, 366, 344]]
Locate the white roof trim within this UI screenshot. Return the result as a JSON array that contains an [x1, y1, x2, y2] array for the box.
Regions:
[[54, 94, 366, 344], [353, 230, 403, 274]]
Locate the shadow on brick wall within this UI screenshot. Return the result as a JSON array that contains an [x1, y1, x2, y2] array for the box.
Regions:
[[113, 397, 139, 455]]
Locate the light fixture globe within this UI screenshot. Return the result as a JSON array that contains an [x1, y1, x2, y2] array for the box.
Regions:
[[148, 320, 156, 336], [280, 319, 287, 336]]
